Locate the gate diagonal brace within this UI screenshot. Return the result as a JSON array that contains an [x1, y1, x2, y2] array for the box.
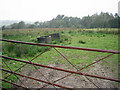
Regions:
[[5, 47, 51, 79], [1, 55, 120, 82], [53, 47, 100, 88], [1, 68, 72, 89]]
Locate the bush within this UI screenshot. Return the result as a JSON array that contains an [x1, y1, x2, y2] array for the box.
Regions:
[[7, 43, 15, 52], [2, 42, 49, 58], [52, 41, 57, 44], [78, 40, 86, 44]]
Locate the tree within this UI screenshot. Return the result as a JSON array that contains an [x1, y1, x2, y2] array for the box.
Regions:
[[109, 13, 120, 28], [17, 21, 26, 29], [28, 24, 36, 28], [55, 15, 64, 20], [89, 12, 114, 28], [3, 12, 120, 29], [2, 25, 6, 30], [81, 15, 92, 28], [11, 23, 18, 29], [34, 21, 39, 28]]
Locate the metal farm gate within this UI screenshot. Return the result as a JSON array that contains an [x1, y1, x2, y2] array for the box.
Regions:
[[0, 39, 120, 89]]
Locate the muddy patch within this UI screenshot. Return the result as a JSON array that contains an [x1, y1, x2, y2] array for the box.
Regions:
[[15, 63, 119, 88]]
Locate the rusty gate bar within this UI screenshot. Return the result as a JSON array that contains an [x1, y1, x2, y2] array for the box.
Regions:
[[18, 46, 57, 89], [5, 47, 51, 79], [48, 53, 114, 88], [53, 47, 100, 88], [0, 79, 28, 89], [53, 47, 79, 71], [0, 39, 120, 54], [1, 68, 72, 89], [2, 59, 27, 88], [1, 55, 120, 82], [78, 53, 114, 71]]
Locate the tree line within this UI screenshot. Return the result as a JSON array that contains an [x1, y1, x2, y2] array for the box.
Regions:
[[2, 12, 120, 30]]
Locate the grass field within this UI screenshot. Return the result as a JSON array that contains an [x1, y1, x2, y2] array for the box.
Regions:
[[1, 28, 119, 88]]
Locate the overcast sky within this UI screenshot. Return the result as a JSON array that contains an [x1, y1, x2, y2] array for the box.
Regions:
[[0, 0, 119, 22]]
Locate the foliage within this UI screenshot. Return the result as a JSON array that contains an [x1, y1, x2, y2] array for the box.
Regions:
[[2, 12, 120, 30], [2, 42, 49, 58]]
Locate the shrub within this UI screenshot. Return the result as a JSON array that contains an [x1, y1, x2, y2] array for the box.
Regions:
[[52, 41, 57, 44], [78, 40, 86, 44], [7, 43, 15, 52], [2, 43, 49, 58]]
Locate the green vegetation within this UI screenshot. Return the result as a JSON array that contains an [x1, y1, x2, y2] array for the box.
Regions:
[[2, 28, 119, 88], [2, 12, 120, 30]]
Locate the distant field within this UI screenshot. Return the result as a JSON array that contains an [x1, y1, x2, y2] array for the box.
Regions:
[[2, 28, 119, 88], [2, 28, 119, 50]]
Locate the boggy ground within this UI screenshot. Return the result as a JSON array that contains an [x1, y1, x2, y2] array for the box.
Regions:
[[16, 62, 118, 88]]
